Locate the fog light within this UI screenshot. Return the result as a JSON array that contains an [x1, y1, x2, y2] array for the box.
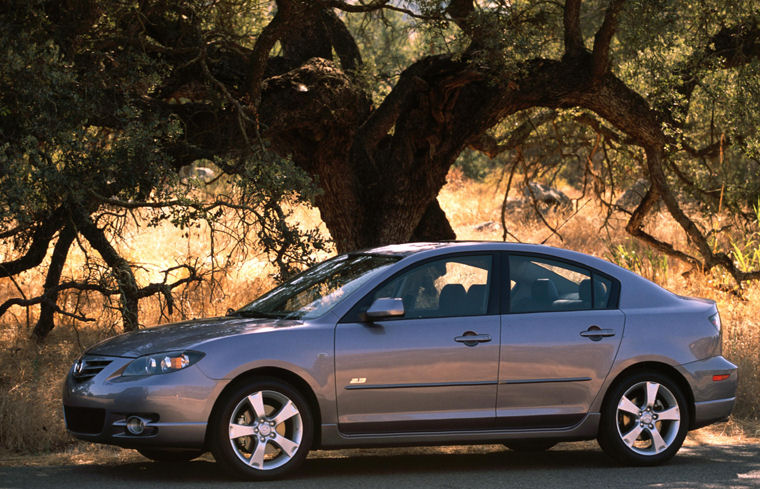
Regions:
[[126, 416, 146, 435]]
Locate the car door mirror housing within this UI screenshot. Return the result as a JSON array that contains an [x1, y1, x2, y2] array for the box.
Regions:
[[364, 297, 405, 320]]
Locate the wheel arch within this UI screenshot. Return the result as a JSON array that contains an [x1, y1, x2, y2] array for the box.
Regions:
[[204, 366, 322, 449], [601, 362, 696, 429]]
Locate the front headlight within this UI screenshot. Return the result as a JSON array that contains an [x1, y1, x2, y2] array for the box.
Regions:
[[121, 351, 205, 377]]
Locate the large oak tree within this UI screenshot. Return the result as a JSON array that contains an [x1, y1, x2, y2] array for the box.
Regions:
[[1, 0, 760, 339]]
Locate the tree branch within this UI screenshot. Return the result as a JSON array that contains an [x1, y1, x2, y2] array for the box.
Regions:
[[319, 0, 439, 20], [446, 0, 474, 30], [249, 2, 292, 110], [591, 0, 626, 79], [468, 110, 557, 158], [0, 208, 64, 278], [355, 56, 449, 149], [563, 0, 585, 58], [0, 222, 31, 240], [624, 185, 702, 266], [74, 210, 140, 331], [322, 8, 363, 72], [0, 296, 95, 325]]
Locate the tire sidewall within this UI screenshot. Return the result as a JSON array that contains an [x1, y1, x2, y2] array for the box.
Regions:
[[599, 371, 690, 466], [210, 377, 313, 480]]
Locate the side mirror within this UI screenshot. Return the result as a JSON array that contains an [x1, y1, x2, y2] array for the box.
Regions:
[[364, 297, 405, 320]]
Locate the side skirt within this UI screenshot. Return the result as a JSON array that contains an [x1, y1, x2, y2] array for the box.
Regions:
[[317, 413, 600, 449]]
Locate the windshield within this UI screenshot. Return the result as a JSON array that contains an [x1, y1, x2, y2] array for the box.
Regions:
[[238, 254, 401, 319]]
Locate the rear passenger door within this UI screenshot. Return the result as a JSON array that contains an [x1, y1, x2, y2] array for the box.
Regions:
[[335, 254, 501, 434], [497, 254, 625, 428]]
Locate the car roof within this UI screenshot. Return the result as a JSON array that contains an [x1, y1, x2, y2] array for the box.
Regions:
[[360, 241, 603, 261]]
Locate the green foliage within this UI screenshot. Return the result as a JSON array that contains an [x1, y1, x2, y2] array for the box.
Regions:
[[344, 9, 420, 104], [0, 0, 330, 338], [607, 240, 670, 283], [730, 200, 760, 273], [0, 1, 177, 229], [455, 149, 499, 181]]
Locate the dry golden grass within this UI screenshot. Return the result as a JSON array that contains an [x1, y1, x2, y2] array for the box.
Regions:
[[0, 169, 758, 455], [439, 170, 760, 421]]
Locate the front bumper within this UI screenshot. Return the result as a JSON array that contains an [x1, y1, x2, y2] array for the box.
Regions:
[[677, 355, 738, 429], [62, 355, 223, 449]]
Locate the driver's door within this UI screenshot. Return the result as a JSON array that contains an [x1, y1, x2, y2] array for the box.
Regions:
[[334, 254, 500, 434]]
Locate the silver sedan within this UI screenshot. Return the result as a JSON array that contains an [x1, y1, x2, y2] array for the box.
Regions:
[[63, 242, 737, 480]]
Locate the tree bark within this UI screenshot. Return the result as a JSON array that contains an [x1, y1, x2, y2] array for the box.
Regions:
[[410, 200, 456, 242]]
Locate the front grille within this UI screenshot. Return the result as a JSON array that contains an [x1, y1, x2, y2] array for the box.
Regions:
[[72, 357, 112, 382], [64, 406, 105, 434]]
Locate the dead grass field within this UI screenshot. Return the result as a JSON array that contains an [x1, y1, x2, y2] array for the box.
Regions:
[[1, 169, 758, 456]]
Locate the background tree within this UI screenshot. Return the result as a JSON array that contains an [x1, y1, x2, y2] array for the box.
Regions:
[[1, 0, 759, 340]]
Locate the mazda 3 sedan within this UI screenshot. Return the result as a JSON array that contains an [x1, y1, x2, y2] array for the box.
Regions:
[[63, 242, 737, 479]]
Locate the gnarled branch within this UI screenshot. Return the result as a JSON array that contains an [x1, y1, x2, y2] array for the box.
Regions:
[[563, 0, 585, 58], [591, 0, 626, 78], [74, 210, 140, 331], [0, 208, 65, 278], [249, 2, 292, 109], [319, 0, 438, 20], [468, 110, 557, 158]]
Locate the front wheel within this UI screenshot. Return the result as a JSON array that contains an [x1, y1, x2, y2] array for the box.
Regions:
[[598, 371, 689, 466], [210, 378, 313, 480]]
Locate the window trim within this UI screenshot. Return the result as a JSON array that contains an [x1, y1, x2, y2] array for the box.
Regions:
[[502, 251, 620, 314]]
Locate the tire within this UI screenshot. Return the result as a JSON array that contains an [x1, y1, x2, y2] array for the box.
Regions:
[[137, 448, 203, 462], [504, 440, 557, 452], [210, 377, 313, 480], [598, 371, 689, 466]]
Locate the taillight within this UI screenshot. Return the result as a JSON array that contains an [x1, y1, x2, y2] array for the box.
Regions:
[[708, 312, 721, 330], [709, 311, 723, 355]]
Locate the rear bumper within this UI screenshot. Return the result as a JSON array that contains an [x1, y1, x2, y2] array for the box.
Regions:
[[693, 397, 735, 429], [677, 355, 737, 429]]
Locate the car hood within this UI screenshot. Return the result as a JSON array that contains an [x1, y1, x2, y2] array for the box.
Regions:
[[86, 316, 302, 358]]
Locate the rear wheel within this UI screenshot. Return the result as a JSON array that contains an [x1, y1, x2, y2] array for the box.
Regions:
[[210, 378, 313, 480], [137, 448, 203, 462], [598, 371, 689, 466]]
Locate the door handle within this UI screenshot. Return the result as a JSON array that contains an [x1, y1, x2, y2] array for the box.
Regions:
[[580, 326, 616, 341], [455, 331, 492, 346]]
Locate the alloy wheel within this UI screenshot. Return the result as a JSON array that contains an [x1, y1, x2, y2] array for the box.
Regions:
[[615, 381, 681, 456], [227, 389, 304, 470]]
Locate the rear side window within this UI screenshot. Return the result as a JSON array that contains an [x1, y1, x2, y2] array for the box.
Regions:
[[508, 255, 614, 313], [592, 273, 613, 309]]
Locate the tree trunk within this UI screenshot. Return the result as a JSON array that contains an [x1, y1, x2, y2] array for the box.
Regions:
[[32, 225, 76, 341]]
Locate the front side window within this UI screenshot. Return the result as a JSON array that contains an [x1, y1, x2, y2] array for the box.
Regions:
[[509, 255, 601, 313], [238, 254, 400, 319], [357, 255, 493, 319]]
